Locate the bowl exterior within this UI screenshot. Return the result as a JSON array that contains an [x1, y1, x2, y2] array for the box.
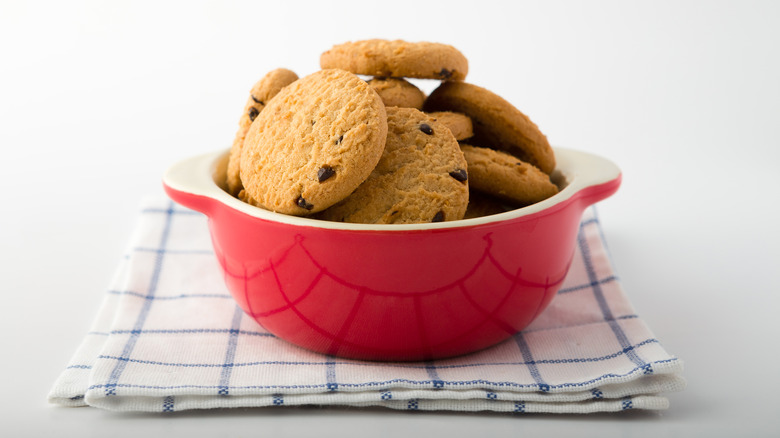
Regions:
[[191, 196, 586, 361], [164, 147, 621, 361]]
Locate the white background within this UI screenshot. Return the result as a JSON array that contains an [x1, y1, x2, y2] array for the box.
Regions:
[[1, 0, 779, 436]]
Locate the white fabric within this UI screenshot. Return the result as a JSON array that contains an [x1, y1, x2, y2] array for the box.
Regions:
[[48, 198, 684, 413]]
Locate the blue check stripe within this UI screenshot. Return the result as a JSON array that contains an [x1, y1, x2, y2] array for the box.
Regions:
[[85, 357, 679, 393], [141, 207, 200, 215], [95, 337, 660, 370], [108, 275, 620, 301], [580, 217, 598, 227], [66, 364, 92, 370], [107, 328, 273, 337], [578, 220, 649, 371], [133, 247, 214, 255], [109, 276, 621, 299], [92, 313, 637, 338], [557, 275, 619, 294], [524, 314, 638, 333], [87, 331, 110, 336], [217, 305, 244, 396], [514, 332, 550, 392], [103, 201, 175, 396], [326, 357, 338, 391], [425, 361, 445, 389], [107, 290, 232, 300], [162, 395, 175, 412]]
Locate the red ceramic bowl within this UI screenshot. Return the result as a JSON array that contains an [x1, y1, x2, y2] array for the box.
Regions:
[[163, 147, 620, 361]]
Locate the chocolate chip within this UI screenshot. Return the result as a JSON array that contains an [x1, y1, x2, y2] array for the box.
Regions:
[[251, 95, 264, 105], [311, 120, 316, 125], [296, 196, 314, 210], [335, 134, 343, 145], [432, 211, 445, 222], [419, 124, 433, 135], [449, 168, 467, 182], [438, 68, 453, 79], [248, 107, 259, 121], [317, 166, 335, 183]]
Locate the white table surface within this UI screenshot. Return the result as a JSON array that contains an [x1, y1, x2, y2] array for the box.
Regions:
[[2, 1, 778, 436]]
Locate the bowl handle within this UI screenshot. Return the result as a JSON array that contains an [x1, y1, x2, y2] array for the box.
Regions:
[[162, 150, 226, 215], [554, 147, 622, 208]]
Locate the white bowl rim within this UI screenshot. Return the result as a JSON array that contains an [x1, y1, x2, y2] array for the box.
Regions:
[[163, 147, 620, 231]]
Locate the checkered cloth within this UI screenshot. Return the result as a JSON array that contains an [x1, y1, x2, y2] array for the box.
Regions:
[[48, 198, 684, 413]]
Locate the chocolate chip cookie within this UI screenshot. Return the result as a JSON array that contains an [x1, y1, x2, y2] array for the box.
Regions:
[[226, 68, 299, 196], [240, 69, 388, 215], [424, 81, 556, 174], [317, 107, 469, 224], [427, 111, 473, 141], [320, 39, 468, 81], [367, 77, 425, 109], [460, 144, 558, 206]]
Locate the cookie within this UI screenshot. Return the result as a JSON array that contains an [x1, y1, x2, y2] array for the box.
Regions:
[[226, 68, 299, 196], [459, 144, 558, 206], [427, 111, 473, 141], [320, 39, 468, 81], [367, 77, 425, 109], [423, 81, 556, 174], [236, 189, 255, 205], [463, 190, 514, 219], [240, 69, 388, 215], [317, 107, 469, 224]]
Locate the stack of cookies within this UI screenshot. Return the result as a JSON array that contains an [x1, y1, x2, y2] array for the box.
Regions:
[[224, 39, 559, 224]]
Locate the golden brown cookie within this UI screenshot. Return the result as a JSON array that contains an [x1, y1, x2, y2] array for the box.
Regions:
[[240, 69, 388, 215], [226, 68, 299, 196], [317, 107, 469, 224], [367, 77, 425, 109], [320, 39, 468, 81], [460, 144, 558, 206], [424, 81, 556, 174], [427, 111, 473, 141]]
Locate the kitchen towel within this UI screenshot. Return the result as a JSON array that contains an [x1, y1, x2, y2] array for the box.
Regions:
[[48, 197, 684, 413]]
